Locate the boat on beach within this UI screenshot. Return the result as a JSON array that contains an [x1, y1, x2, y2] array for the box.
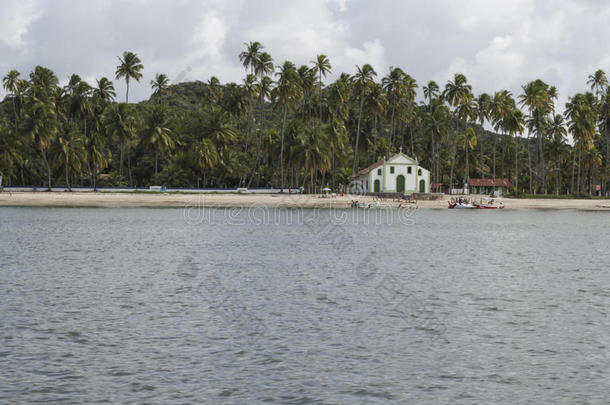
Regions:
[[448, 197, 504, 209], [475, 198, 504, 209]]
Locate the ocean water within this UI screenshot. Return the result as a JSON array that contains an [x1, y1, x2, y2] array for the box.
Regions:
[[0, 206, 609, 404]]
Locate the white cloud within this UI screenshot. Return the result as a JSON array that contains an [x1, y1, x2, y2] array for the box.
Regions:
[[1, 0, 610, 108], [0, 0, 41, 47]]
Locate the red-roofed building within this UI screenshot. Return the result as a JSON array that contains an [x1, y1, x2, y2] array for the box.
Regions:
[[468, 178, 512, 196]]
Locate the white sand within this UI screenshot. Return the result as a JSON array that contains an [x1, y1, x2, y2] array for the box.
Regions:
[[2, 191, 610, 210]]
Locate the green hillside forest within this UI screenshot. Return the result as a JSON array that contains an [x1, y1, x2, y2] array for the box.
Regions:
[[1, 42, 609, 196]]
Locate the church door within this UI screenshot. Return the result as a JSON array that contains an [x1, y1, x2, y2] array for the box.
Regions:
[[396, 175, 405, 193]]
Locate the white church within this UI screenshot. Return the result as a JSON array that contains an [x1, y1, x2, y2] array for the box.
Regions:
[[353, 152, 430, 194]]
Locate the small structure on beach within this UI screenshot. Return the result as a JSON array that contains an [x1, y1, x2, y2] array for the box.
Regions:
[[468, 178, 512, 196], [353, 152, 430, 194]]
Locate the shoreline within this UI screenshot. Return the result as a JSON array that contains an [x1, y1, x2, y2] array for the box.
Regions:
[[2, 192, 610, 210]]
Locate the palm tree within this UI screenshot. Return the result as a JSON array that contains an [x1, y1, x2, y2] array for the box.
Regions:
[[475, 93, 491, 177], [275, 61, 302, 189], [587, 69, 608, 98], [565, 93, 598, 194], [201, 110, 238, 146], [382, 67, 405, 154], [352, 64, 377, 171], [115, 51, 144, 103], [54, 125, 86, 190], [547, 114, 568, 194], [424, 98, 450, 185], [457, 127, 477, 188], [444, 73, 473, 189], [150, 73, 170, 98], [93, 77, 116, 102], [599, 87, 610, 195], [191, 138, 218, 187], [239, 41, 263, 75], [24, 66, 60, 189], [519, 79, 552, 193], [252, 51, 274, 185], [239, 42, 262, 155], [102, 103, 137, 185], [3, 70, 21, 131], [490, 90, 514, 179], [503, 108, 525, 195], [423, 81, 440, 108], [142, 105, 175, 183], [311, 54, 331, 130]]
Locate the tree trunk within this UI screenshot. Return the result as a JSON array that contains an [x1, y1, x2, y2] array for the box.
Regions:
[[537, 123, 546, 194], [465, 143, 469, 187], [41, 149, 52, 190], [480, 132, 485, 178], [527, 135, 533, 194], [514, 136, 519, 196], [155, 151, 158, 184], [388, 101, 396, 157], [127, 146, 133, 187], [319, 71, 323, 130], [280, 105, 287, 190], [353, 88, 365, 172], [492, 136, 497, 179], [577, 146, 582, 194], [65, 160, 70, 191], [602, 126, 610, 195], [119, 142, 124, 185], [449, 131, 458, 190], [570, 147, 576, 195]]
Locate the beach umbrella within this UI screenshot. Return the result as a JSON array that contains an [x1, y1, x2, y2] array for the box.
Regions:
[[322, 187, 331, 191]]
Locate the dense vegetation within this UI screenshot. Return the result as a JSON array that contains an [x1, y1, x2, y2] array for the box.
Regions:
[[1, 43, 609, 196]]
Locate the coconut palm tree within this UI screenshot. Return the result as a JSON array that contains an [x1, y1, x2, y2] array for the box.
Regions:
[[490, 90, 514, 179], [352, 64, 377, 171], [444, 73, 473, 189], [423, 80, 440, 108], [566, 93, 598, 194], [142, 104, 175, 183], [239, 42, 263, 155], [201, 109, 238, 147], [503, 108, 525, 195], [115, 51, 144, 103], [191, 138, 218, 187], [54, 124, 86, 190], [475, 93, 491, 177], [251, 51, 274, 185], [274, 61, 302, 189], [3, 70, 22, 131], [150, 73, 170, 98], [311, 54, 331, 129], [93, 77, 116, 102], [23, 66, 60, 189], [587, 69, 608, 98], [519, 79, 552, 193], [382, 67, 406, 154], [239, 41, 263, 75], [102, 103, 137, 185], [599, 87, 610, 195], [457, 127, 477, 188], [424, 98, 450, 185], [546, 114, 568, 194]]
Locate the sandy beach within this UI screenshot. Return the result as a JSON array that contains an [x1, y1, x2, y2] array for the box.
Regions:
[[2, 191, 610, 210]]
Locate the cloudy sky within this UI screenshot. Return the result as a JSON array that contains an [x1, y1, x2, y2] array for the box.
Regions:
[[2, 0, 610, 113]]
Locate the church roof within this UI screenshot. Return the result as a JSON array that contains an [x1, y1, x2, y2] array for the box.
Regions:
[[354, 152, 419, 177]]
